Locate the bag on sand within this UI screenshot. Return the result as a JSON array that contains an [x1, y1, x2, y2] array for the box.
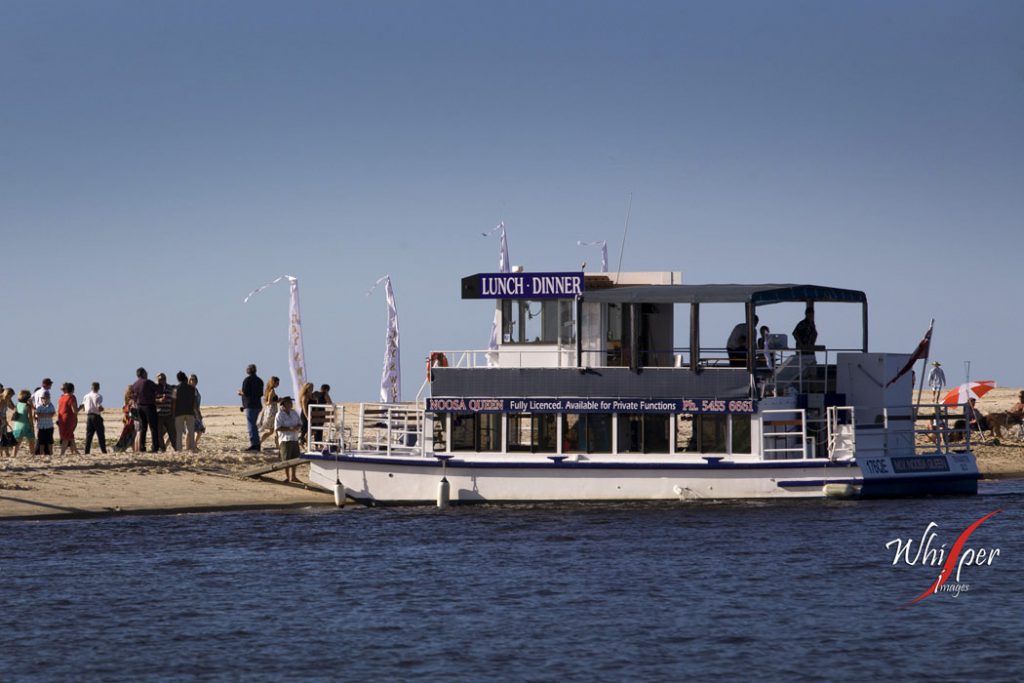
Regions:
[[1, 429, 14, 447]]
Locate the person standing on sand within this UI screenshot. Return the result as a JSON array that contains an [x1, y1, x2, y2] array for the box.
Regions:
[[31, 378, 53, 409], [154, 373, 178, 452], [308, 383, 333, 445], [173, 371, 198, 453], [0, 387, 16, 456], [258, 376, 280, 448], [298, 382, 314, 449], [11, 390, 36, 457], [35, 391, 56, 456], [82, 382, 106, 454], [927, 361, 946, 403], [274, 396, 302, 483], [57, 382, 82, 456], [239, 364, 264, 452], [189, 374, 205, 448], [132, 368, 159, 452]]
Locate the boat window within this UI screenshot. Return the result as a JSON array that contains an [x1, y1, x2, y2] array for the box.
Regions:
[[731, 415, 751, 454], [451, 413, 501, 452], [562, 413, 612, 453], [508, 413, 557, 453], [617, 414, 670, 453], [501, 300, 575, 345], [675, 414, 728, 453]]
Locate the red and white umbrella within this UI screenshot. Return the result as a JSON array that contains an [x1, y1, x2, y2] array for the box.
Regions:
[[941, 380, 996, 405]]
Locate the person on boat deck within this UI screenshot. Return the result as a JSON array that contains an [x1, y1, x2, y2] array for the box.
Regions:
[[726, 315, 758, 367], [792, 304, 818, 353], [756, 325, 772, 368]]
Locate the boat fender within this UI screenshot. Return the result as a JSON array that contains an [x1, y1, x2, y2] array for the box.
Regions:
[[437, 477, 450, 509], [333, 482, 346, 507], [823, 483, 856, 499]]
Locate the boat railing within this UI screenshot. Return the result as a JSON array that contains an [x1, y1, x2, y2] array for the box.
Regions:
[[306, 402, 428, 457], [829, 403, 973, 459], [826, 405, 857, 460], [910, 403, 972, 454], [761, 408, 811, 460]]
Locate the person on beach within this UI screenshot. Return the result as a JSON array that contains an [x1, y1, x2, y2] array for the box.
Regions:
[[964, 398, 989, 434], [258, 376, 280, 448], [173, 371, 198, 453], [298, 382, 314, 449], [11, 390, 36, 456], [114, 385, 138, 453], [239, 364, 264, 452], [82, 382, 106, 454], [132, 368, 159, 453], [308, 383, 333, 445], [274, 396, 302, 483], [35, 391, 56, 455], [154, 373, 178, 452], [57, 382, 82, 456], [927, 361, 946, 403], [189, 374, 205, 448], [31, 378, 53, 409], [0, 387, 16, 456]]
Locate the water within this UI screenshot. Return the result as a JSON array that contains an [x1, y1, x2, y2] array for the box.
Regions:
[[2, 482, 1022, 682]]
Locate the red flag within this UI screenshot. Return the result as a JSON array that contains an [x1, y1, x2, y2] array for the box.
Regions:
[[886, 320, 933, 387]]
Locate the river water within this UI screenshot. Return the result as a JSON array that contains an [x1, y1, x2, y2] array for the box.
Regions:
[[2, 481, 1021, 682]]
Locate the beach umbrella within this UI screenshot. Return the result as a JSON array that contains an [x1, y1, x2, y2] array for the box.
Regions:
[[941, 381, 996, 405]]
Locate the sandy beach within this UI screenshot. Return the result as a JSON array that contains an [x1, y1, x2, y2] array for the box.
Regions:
[[2, 391, 1023, 520]]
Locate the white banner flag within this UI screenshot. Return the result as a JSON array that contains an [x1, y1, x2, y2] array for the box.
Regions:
[[577, 240, 608, 272], [244, 275, 308, 400], [369, 275, 401, 403], [483, 222, 510, 365]]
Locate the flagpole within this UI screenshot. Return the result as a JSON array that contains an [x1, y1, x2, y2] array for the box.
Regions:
[[914, 318, 934, 426]]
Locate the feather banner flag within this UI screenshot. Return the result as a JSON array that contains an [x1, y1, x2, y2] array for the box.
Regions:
[[368, 275, 401, 403], [577, 240, 608, 272], [483, 221, 510, 365], [244, 275, 308, 401]]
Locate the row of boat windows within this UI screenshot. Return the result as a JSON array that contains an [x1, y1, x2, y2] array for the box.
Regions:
[[432, 413, 752, 455]]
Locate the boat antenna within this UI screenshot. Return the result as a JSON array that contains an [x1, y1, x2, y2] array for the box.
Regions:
[[614, 192, 632, 285]]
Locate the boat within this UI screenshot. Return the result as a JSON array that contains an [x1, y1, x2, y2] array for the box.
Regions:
[[303, 269, 979, 504]]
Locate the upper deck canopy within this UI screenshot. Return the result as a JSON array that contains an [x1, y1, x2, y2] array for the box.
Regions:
[[579, 283, 866, 306]]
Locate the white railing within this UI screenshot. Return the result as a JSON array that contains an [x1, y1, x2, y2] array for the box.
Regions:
[[761, 408, 810, 460], [826, 405, 856, 460], [355, 402, 427, 457], [306, 402, 428, 457]]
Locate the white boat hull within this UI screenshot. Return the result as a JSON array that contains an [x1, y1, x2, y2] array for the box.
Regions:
[[304, 451, 978, 504]]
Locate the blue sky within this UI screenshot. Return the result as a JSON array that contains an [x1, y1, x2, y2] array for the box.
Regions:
[[2, 0, 1021, 403]]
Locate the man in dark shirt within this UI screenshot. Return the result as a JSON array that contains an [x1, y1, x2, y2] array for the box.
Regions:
[[173, 371, 198, 453], [239, 364, 264, 451], [793, 305, 818, 353], [154, 373, 178, 452], [131, 367, 160, 453]]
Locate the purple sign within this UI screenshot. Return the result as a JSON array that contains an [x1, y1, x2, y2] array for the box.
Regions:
[[426, 397, 757, 414], [461, 272, 585, 299]]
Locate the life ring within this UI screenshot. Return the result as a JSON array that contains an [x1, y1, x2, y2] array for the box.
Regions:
[[426, 352, 449, 381]]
